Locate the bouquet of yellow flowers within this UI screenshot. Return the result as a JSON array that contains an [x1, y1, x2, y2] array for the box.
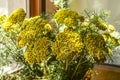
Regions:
[[0, 7, 120, 80]]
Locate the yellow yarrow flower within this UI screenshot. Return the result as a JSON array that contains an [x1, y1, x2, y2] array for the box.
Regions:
[[54, 9, 66, 24], [84, 33, 106, 61], [17, 16, 51, 48], [54, 9, 84, 28], [52, 30, 84, 61], [1, 8, 26, 31], [7, 8, 26, 24], [24, 37, 51, 64]]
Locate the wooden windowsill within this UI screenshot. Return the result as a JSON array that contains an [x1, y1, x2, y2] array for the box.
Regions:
[[92, 64, 120, 80]]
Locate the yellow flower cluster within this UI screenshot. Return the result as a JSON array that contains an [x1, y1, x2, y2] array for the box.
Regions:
[[7, 8, 26, 24], [1, 8, 118, 66], [54, 9, 84, 28], [84, 33, 106, 61], [17, 16, 51, 48], [24, 37, 51, 64], [1, 8, 26, 30], [52, 29, 84, 62]]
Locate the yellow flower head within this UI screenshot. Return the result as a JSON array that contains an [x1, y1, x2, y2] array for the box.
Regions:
[[17, 16, 50, 48], [24, 38, 51, 64], [7, 8, 26, 24], [84, 33, 106, 61], [52, 30, 84, 61], [54, 9, 67, 24], [54, 9, 84, 28]]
